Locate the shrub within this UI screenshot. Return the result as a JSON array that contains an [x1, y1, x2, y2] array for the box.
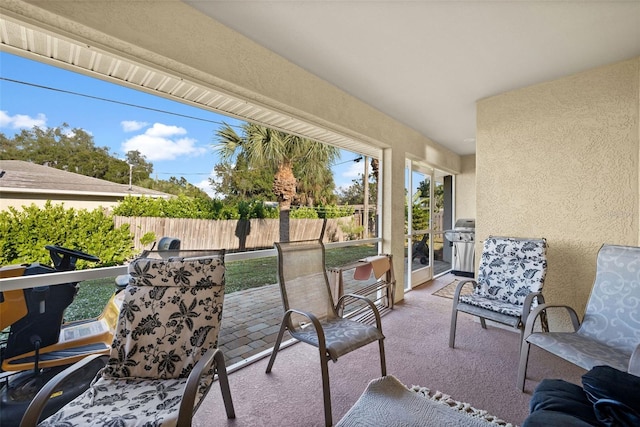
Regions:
[[0, 201, 134, 268], [339, 218, 365, 241], [290, 206, 319, 219], [113, 196, 279, 220], [317, 204, 355, 219]]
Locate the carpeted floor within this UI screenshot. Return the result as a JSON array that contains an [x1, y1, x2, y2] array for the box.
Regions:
[[432, 279, 474, 299], [193, 273, 587, 427], [409, 383, 515, 426]]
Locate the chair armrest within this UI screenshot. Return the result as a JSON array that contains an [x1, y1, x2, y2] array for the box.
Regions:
[[20, 354, 103, 427], [521, 291, 545, 328], [629, 344, 640, 377], [284, 308, 326, 344], [177, 347, 217, 427], [522, 303, 581, 341], [336, 293, 383, 331], [453, 280, 476, 301]]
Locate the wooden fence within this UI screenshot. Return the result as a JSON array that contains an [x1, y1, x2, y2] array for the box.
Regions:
[[114, 216, 352, 252]]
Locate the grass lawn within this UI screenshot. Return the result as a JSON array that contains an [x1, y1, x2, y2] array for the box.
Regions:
[[64, 243, 378, 321]]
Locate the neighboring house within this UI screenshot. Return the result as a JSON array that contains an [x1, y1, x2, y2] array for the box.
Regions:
[[0, 160, 171, 211]]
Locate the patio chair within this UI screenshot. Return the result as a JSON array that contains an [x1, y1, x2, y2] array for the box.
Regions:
[[21, 251, 235, 427], [449, 236, 548, 349], [266, 239, 386, 427], [517, 244, 640, 391]]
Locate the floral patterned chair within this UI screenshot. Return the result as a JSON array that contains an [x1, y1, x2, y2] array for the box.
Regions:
[[21, 252, 235, 427], [266, 239, 386, 427], [517, 244, 640, 391], [449, 236, 548, 349]]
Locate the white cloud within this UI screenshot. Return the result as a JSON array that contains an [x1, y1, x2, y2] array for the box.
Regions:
[[195, 167, 220, 198], [121, 120, 149, 132], [342, 161, 364, 179], [332, 160, 366, 192], [120, 123, 206, 161], [0, 110, 47, 129], [146, 123, 187, 138]]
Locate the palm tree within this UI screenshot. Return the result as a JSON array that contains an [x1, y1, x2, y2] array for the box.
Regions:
[[215, 123, 339, 241]]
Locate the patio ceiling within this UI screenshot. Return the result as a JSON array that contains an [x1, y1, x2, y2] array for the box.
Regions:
[[186, 1, 640, 156], [1, 2, 639, 159], [0, 12, 381, 158]]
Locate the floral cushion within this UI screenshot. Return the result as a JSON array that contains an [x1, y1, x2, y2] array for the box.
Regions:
[[473, 237, 547, 306], [458, 294, 523, 318], [38, 254, 226, 426], [38, 376, 210, 427], [103, 256, 225, 380]]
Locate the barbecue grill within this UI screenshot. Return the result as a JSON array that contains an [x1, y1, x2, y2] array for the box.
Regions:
[[444, 218, 475, 277]]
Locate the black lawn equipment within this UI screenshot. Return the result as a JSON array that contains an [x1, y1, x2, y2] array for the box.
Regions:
[[411, 234, 429, 265], [0, 245, 124, 427]]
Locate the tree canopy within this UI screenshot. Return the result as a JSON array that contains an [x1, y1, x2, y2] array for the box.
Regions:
[[0, 124, 152, 184], [1, 123, 209, 199], [210, 152, 276, 203], [214, 123, 339, 207], [214, 122, 340, 241]]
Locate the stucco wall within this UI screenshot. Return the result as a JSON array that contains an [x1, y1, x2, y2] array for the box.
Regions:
[[1, 195, 120, 211], [455, 154, 476, 221], [476, 57, 640, 316]]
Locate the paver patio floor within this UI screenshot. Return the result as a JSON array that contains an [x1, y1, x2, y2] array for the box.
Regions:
[[218, 259, 451, 368]]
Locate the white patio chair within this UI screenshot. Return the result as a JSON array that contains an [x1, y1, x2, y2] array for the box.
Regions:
[[517, 244, 640, 390]]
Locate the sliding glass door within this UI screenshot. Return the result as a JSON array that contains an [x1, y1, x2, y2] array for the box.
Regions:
[[405, 160, 452, 290]]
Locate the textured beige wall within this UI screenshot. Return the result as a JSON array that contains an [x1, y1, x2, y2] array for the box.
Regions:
[[455, 154, 477, 221], [477, 57, 640, 316]]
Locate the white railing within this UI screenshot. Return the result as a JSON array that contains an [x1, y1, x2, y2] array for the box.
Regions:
[[0, 239, 382, 292]]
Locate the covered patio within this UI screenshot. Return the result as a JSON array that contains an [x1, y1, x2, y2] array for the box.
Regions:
[[1, 1, 639, 426]]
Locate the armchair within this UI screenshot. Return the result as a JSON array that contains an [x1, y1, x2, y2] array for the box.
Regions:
[[449, 236, 548, 349], [21, 251, 235, 426], [518, 244, 640, 391], [266, 239, 386, 427]]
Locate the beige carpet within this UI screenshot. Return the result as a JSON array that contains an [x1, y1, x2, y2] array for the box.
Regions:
[[337, 376, 515, 427], [432, 279, 474, 299]]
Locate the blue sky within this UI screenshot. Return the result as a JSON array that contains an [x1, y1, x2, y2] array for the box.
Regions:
[[0, 52, 364, 197]]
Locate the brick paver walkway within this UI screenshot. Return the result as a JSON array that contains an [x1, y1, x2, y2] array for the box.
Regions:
[[218, 259, 450, 368], [218, 283, 288, 367]]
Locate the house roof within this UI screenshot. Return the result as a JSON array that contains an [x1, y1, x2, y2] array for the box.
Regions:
[[0, 160, 170, 198]]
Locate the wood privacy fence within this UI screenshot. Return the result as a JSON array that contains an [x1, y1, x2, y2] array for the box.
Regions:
[[114, 216, 352, 252]]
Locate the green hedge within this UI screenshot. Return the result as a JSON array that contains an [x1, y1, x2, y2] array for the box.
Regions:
[[112, 195, 354, 220], [0, 202, 134, 268]]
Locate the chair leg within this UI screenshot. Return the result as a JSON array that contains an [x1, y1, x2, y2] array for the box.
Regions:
[[518, 327, 526, 355], [449, 309, 458, 348], [214, 350, 236, 419], [517, 339, 531, 391], [319, 350, 332, 427], [378, 338, 387, 377], [266, 318, 288, 373]]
